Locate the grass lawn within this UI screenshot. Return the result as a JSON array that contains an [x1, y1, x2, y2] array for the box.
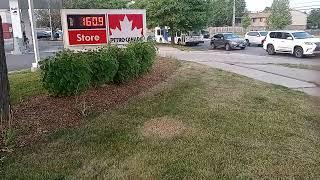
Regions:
[[9, 71, 45, 104], [2, 62, 320, 179]]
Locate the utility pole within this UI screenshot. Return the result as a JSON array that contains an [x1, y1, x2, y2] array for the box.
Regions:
[[0, 16, 11, 126], [232, 0, 236, 32], [28, 0, 40, 72], [48, 0, 54, 40]]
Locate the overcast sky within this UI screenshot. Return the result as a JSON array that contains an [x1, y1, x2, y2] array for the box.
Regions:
[[246, 0, 320, 12]]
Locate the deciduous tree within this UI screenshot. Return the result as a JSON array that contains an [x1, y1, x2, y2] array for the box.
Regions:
[[36, 9, 61, 29], [242, 14, 251, 30], [267, 0, 292, 30], [63, 0, 127, 9], [0, 17, 11, 126], [307, 9, 320, 29], [207, 0, 247, 27], [135, 0, 208, 44]]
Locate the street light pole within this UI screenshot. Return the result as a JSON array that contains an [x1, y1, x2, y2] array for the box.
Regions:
[[28, 0, 40, 71], [232, 0, 236, 31]]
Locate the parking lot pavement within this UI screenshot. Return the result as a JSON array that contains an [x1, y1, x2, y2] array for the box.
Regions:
[[158, 46, 320, 97], [5, 40, 63, 71], [6, 52, 56, 72], [194, 40, 320, 60]]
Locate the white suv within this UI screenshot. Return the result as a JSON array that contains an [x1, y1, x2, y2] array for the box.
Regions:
[[245, 31, 268, 46], [263, 31, 320, 58]]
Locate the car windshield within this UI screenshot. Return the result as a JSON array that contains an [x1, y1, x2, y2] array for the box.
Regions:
[[259, 32, 268, 36], [292, 32, 314, 39], [224, 33, 239, 39]]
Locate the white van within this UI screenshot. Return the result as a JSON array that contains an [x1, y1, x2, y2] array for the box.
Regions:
[[154, 27, 204, 46]]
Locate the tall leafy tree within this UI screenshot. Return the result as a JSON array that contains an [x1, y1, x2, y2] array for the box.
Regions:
[[267, 0, 292, 30], [35, 9, 61, 29], [207, 0, 246, 27], [0, 17, 11, 125], [307, 9, 320, 29], [63, 0, 127, 9], [135, 0, 208, 43], [263, 7, 271, 12], [242, 14, 251, 30]]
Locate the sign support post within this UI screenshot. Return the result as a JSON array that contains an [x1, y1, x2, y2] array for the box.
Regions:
[[28, 0, 40, 72], [9, 0, 24, 55]]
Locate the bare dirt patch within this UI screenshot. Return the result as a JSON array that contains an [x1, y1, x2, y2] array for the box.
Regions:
[[142, 117, 186, 138], [2, 58, 179, 148]]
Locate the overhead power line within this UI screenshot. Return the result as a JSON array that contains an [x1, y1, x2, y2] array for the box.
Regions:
[[292, 1, 320, 5], [292, 5, 320, 9]]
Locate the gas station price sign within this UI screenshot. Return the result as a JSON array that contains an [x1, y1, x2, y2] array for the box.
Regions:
[[67, 14, 106, 29], [61, 9, 147, 49]]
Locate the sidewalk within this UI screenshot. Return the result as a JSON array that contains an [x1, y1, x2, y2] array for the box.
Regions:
[[158, 46, 320, 97]]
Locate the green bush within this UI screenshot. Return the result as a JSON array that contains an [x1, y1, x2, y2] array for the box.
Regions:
[[127, 41, 157, 74], [41, 50, 91, 96], [86, 47, 119, 85], [40, 42, 157, 95], [113, 47, 140, 83]]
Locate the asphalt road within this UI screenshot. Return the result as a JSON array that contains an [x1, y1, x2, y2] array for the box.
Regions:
[[194, 40, 320, 60], [5, 40, 63, 72], [4, 39, 320, 72]]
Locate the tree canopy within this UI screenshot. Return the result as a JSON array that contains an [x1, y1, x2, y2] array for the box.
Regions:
[[207, 0, 246, 27], [307, 9, 320, 29], [36, 9, 61, 29], [241, 14, 251, 29], [134, 0, 208, 33], [267, 0, 292, 30], [63, 0, 128, 9]]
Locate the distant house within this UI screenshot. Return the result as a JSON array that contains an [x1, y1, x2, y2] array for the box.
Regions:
[[0, 9, 12, 39], [248, 10, 307, 30]]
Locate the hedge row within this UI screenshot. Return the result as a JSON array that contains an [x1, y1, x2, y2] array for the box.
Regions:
[[40, 41, 157, 96]]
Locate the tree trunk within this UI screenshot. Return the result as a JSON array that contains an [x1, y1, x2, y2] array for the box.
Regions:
[[171, 35, 175, 45], [0, 16, 11, 127]]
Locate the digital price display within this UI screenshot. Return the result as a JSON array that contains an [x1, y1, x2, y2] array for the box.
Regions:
[[67, 14, 106, 29]]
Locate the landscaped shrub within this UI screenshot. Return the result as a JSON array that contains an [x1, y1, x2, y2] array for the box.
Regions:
[[127, 41, 157, 74], [40, 41, 157, 95], [41, 50, 91, 96], [86, 47, 119, 85], [113, 47, 140, 83]]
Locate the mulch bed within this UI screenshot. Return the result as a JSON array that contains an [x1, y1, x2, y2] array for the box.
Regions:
[[1, 57, 178, 149]]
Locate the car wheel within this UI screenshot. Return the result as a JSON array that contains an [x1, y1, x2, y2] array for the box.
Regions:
[[246, 39, 250, 46], [294, 46, 304, 58], [225, 44, 231, 51], [241, 47, 246, 50], [177, 39, 181, 45], [267, 44, 275, 55], [211, 43, 216, 49]]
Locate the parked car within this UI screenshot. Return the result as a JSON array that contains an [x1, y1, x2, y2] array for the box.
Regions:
[[263, 31, 320, 58], [210, 33, 247, 51], [53, 30, 63, 39], [245, 31, 268, 46], [147, 35, 156, 42], [201, 30, 210, 39], [37, 30, 51, 39]]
